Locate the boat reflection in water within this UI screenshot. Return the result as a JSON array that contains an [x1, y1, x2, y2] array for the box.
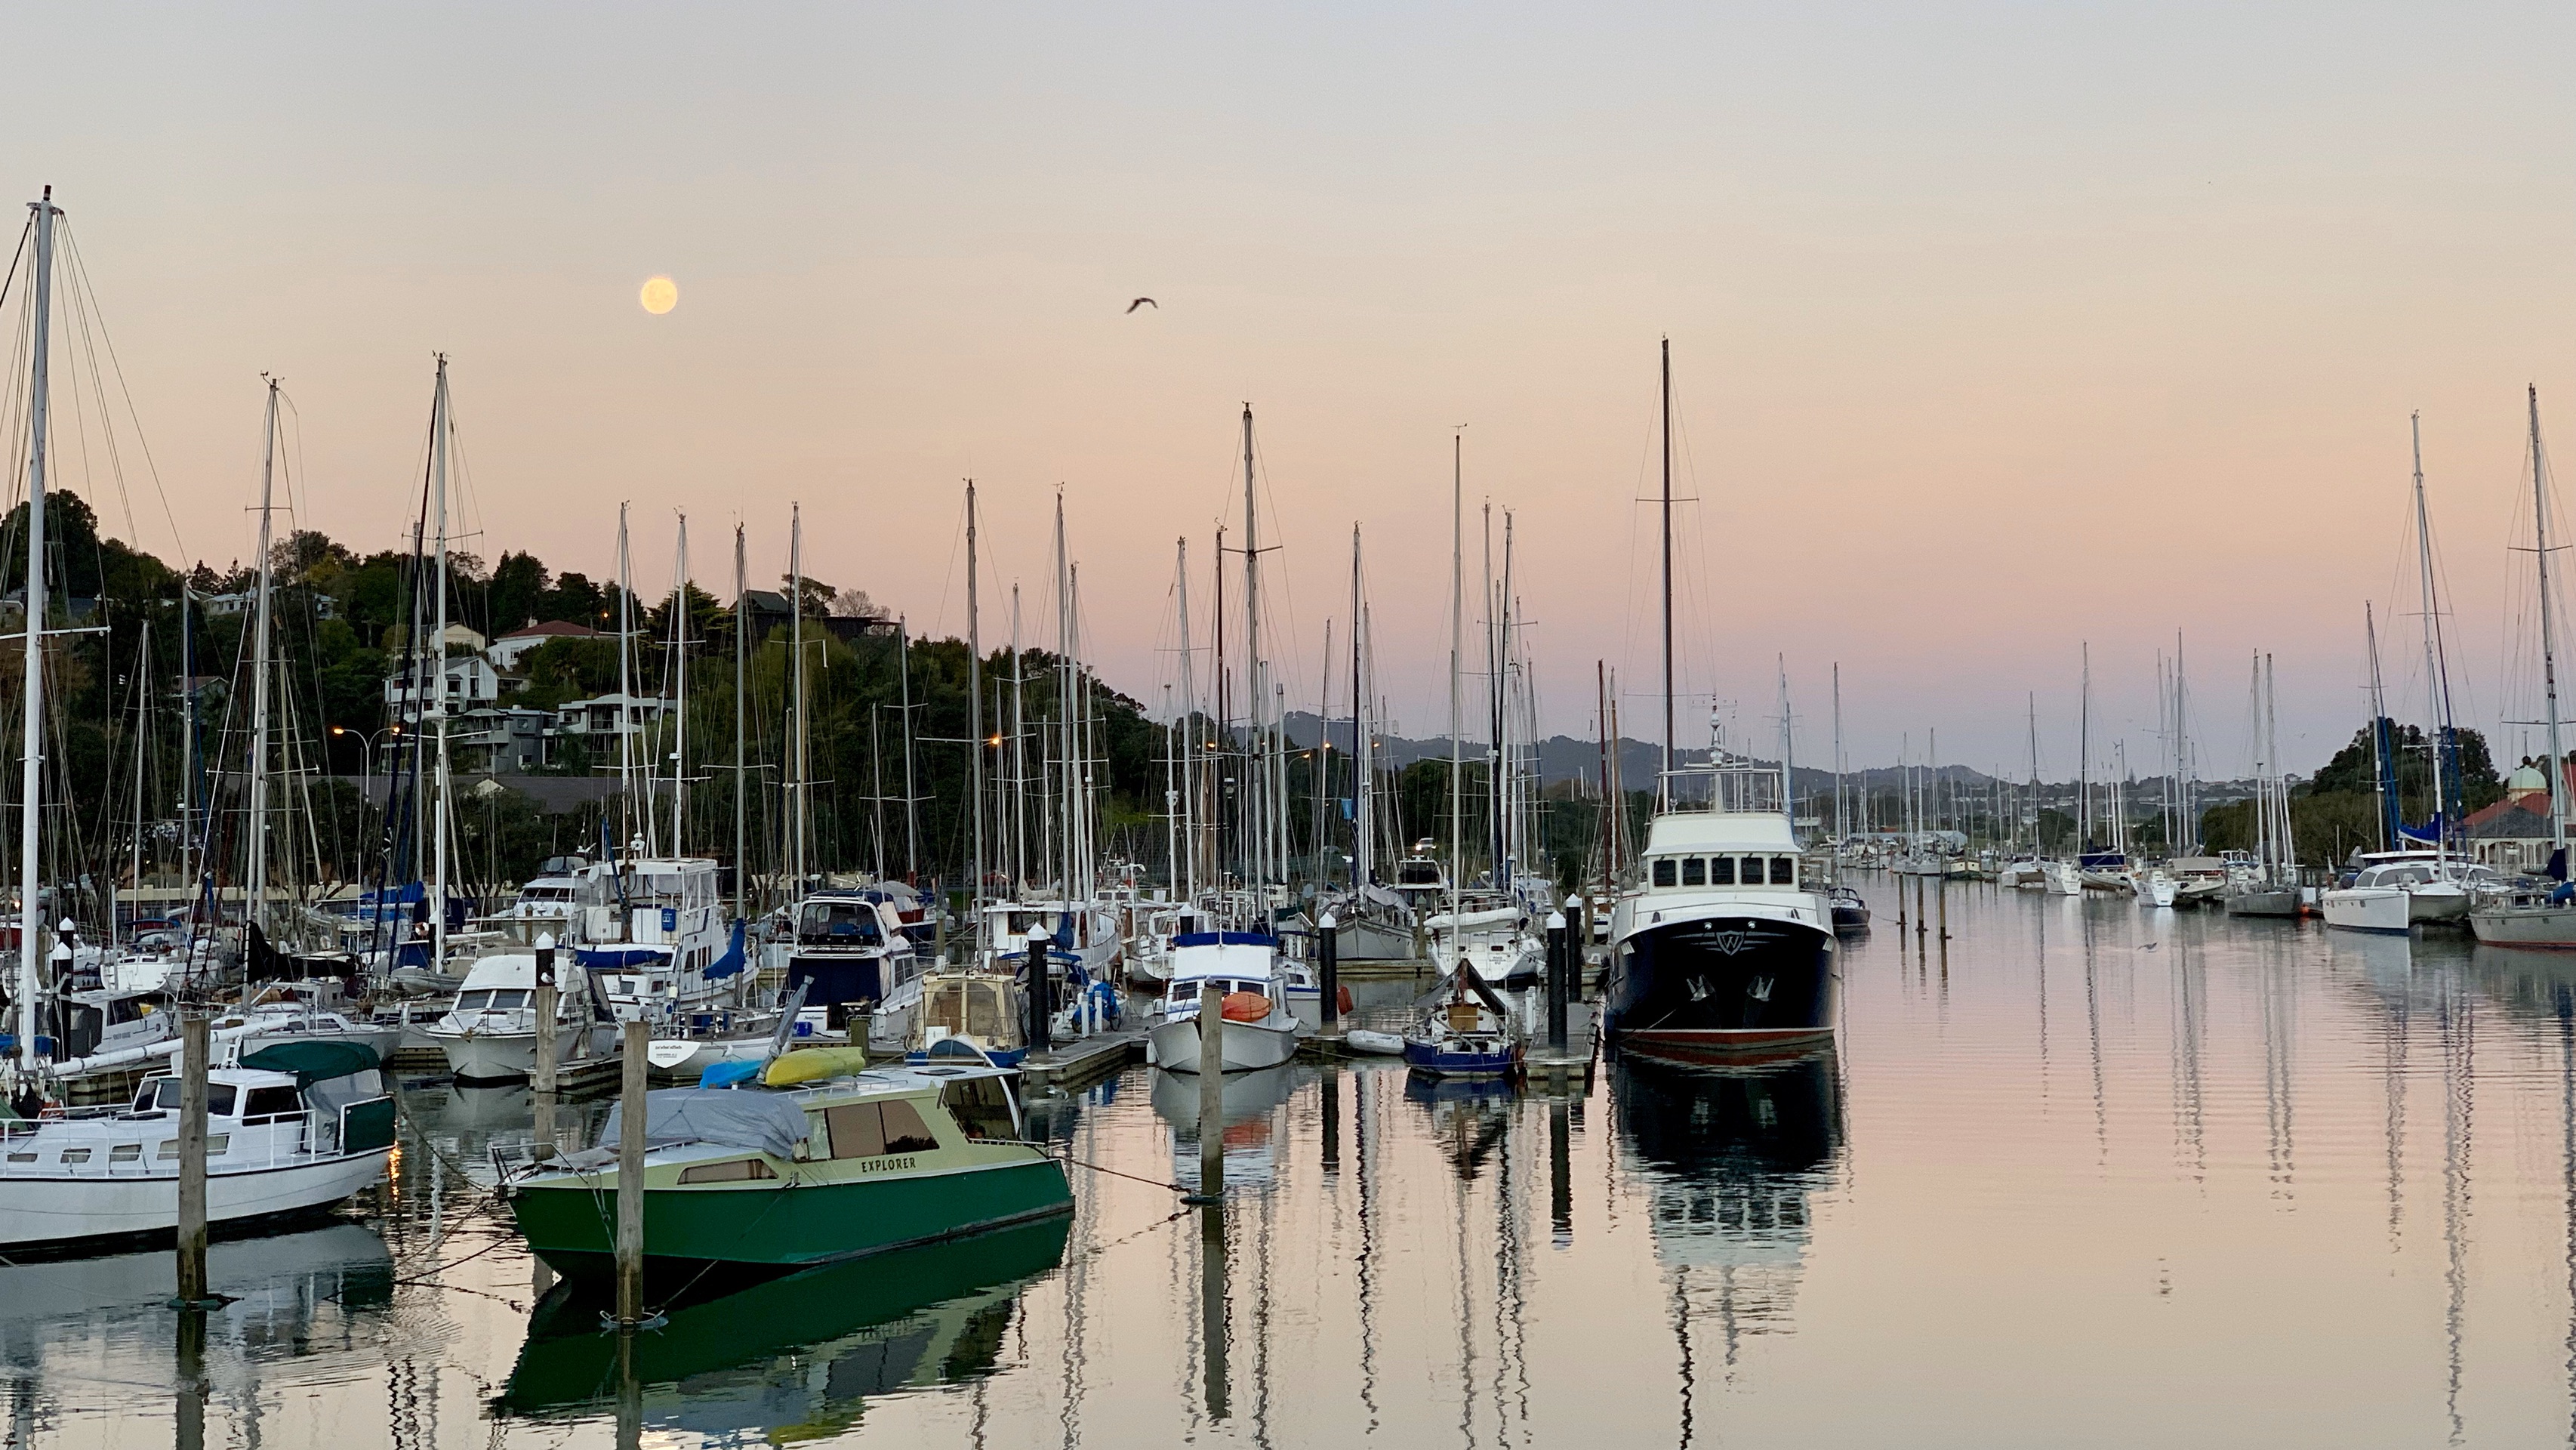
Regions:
[[1150, 1063, 1298, 1187], [1404, 1070, 1518, 1180], [499, 1216, 1070, 1439], [1613, 1044, 1845, 1430]]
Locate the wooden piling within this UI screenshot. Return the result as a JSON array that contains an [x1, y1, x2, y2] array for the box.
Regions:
[[532, 934, 558, 1158], [615, 1017, 649, 1328], [174, 1013, 210, 1307], [1194, 983, 1223, 1202], [1316, 912, 1340, 1037], [1545, 908, 1569, 1052]]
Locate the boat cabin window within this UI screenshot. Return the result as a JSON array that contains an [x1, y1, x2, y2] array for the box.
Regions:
[[1770, 856, 1797, 887], [800, 901, 883, 944], [241, 1086, 302, 1123], [143, 1081, 239, 1117], [825, 1099, 941, 1158], [1709, 856, 1736, 886], [924, 981, 1005, 1039], [109, 1143, 141, 1162], [1681, 857, 1706, 887], [942, 1076, 1021, 1142], [1397, 861, 1441, 887], [679, 1157, 778, 1183], [1652, 859, 1677, 887], [456, 991, 492, 1011]]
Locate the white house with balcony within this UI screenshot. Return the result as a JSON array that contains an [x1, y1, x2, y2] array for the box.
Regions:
[[384, 653, 501, 721], [488, 619, 607, 672], [553, 693, 667, 745]]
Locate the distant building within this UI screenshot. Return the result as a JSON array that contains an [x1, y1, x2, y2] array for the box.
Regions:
[[384, 653, 502, 720], [553, 693, 667, 744], [488, 619, 606, 671], [2463, 760, 2574, 873], [449, 706, 556, 773]]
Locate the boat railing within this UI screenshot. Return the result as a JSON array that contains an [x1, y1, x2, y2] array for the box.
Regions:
[[1656, 757, 1788, 816]]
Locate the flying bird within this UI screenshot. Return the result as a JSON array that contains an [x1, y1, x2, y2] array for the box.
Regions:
[[1126, 297, 1157, 313]]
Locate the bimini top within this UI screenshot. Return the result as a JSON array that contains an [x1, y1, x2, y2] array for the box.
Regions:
[[1643, 810, 1799, 855], [1172, 931, 1277, 949]]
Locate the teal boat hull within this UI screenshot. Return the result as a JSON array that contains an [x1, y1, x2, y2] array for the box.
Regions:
[[509, 1157, 1073, 1285]]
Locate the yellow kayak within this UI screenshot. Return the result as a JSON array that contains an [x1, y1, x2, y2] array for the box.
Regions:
[[761, 1046, 874, 1088]]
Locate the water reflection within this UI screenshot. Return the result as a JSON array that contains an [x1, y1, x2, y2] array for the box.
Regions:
[[1149, 1063, 1298, 1188], [1613, 1047, 1844, 1445], [498, 1217, 1070, 1438]]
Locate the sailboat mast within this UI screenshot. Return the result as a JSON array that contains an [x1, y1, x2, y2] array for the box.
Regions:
[[669, 514, 689, 856], [2411, 413, 2457, 857], [787, 505, 806, 888], [1010, 585, 1026, 894], [13, 188, 54, 1057], [1351, 525, 1368, 891], [898, 615, 917, 877], [1832, 662, 1844, 843], [1449, 431, 1465, 928], [2534, 386, 2566, 856], [1778, 656, 1795, 838], [248, 378, 281, 942], [128, 619, 149, 944], [2078, 643, 2092, 853], [966, 482, 984, 958], [2367, 603, 2394, 850], [1175, 538, 1197, 899], [430, 359, 453, 973], [1659, 337, 1675, 793], [1242, 406, 1263, 903], [732, 523, 746, 918]]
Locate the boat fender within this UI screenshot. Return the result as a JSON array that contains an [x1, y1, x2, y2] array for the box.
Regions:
[[1220, 992, 1271, 1023], [1337, 984, 1353, 1016]]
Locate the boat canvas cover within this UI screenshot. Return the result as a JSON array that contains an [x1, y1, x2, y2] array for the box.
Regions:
[[601, 1088, 812, 1160], [239, 1040, 382, 1084]]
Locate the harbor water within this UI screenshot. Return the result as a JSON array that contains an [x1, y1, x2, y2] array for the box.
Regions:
[[12, 881, 2576, 1447]]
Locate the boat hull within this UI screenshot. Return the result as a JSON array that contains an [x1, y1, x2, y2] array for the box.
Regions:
[[510, 1156, 1072, 1283], [1145, 1014, 1300, 1073], [0, 1150, 390, 1253], [2322, 887, 2411, 934], [430, 1023, 609, 1084], [1604, 912, 1837, 1060], [2224, 887, 2301, 918], [2468, 903, 2576, 947], [1401, 1038, 1523, 1079]]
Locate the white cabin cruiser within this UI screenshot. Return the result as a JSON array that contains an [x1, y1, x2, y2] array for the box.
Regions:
[[423, 954, 615, 1083], [781, 890, 922, 1049], [1422, 904, 1545, 988], [569, 856, 741, 1019], [0, 1042, 395, 1253], [1604, 751, 1838, 1060], [1145, 933, 1307, 1073]]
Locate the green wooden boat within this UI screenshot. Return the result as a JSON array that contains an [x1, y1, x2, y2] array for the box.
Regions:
[[503, 1063, 1071, 1285]]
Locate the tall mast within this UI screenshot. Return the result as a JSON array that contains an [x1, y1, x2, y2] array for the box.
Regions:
[[668, 513, 689, 856], [430, 359, 453, 973], [2078, 643, 2092, 853], [2174, 631, 2190, 852], [1010, 584, 1026, 894], [14, 187, 53, 1057], [1448, 431, 1464, 927], [966, 482, 984, 957], [615, 503, 635, 852], [787, 504, 806, 888], [1053, 491, 1074, 900], [898, 615, 918, 877], [248, 378, 281, 943], [1242, 406, 1263, 902], [2534, 385, 2565, 856], [1484, 501, 1499, 887], [1176, 538, 1197, 899], [732, 523, 746, 917], [1659, 337, 1675, 793], [1832, 662, 1845, 842], [2412, 413, 2458, 856], [1778, 656, 1795, 838], [1351, 524, 1368, 890], [1315, 619, 1333, 892], [2367, 603, 2394, 850], [128, 619, 149, 945]]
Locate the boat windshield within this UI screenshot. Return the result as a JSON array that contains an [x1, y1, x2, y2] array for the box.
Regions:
[[141, 1080, 238, 1116], [941, 1076, 1021, 1141], [799, 901, 883, 945]]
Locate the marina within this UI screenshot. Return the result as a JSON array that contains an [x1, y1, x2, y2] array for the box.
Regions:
[[12, 8, 2576, 1444], [8, 888, 2576, 1445]]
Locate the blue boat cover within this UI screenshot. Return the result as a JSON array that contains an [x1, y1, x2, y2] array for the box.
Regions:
[[576, 946, 664, 969], [706, 919, 747, 980], [600, 1088, 810, 1159], [1172, 931, 1277, 948]]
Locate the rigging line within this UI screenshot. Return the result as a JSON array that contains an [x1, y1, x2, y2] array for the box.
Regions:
[[54, 221, 183, 560]]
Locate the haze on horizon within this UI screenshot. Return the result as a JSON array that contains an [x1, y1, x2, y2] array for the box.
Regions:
[[5, 2, 2573, 782]]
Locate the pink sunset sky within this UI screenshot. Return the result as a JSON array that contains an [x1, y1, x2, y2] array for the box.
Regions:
[[8, 2, 2574, 779]]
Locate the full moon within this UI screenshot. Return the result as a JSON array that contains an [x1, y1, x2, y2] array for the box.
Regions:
[[639, 276, 678, 314]]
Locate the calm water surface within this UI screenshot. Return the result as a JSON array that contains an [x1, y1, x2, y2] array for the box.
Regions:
[[11, 881, 2576, 1447]]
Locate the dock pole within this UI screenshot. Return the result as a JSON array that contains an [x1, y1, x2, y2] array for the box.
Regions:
[[173, 1013, 211, 1307], [1186, 983, 1224, 1203], [615, 1017, 649, 1328], [1938, 875, 1949, 942], [532, 933, 558, 1158], [1025, 930, 1049, 1060], [1915, 878, 1928, 942], [1545, 908, 1569, 1053], [1317, 912, 1340, 1041]]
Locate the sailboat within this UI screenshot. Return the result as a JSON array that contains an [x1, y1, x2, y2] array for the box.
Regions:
[[2471, 387, 2576, 945], [2225, 652, 2303, 917], [2324, 418, 2494, 932], [1602, 341, 1838, 1059]]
